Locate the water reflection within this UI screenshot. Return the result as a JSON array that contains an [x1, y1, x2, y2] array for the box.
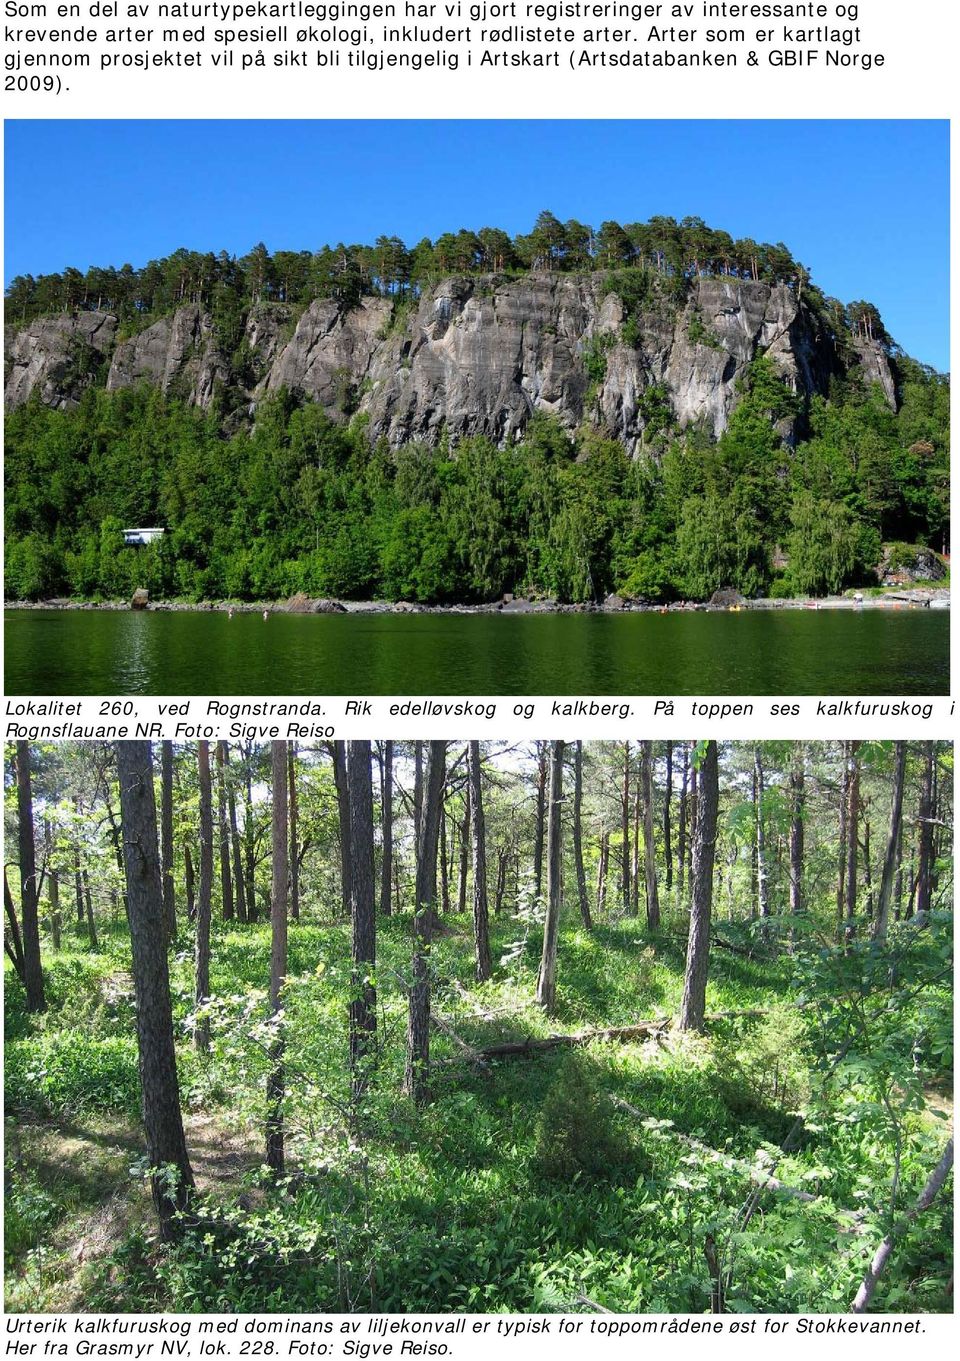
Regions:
[[4, 609, 949, 696]]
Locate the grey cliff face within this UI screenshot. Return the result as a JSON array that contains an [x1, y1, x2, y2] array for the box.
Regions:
[[5, 276, 899, 452], [106, 304, 231, 408], [4, 311, 117, 410]]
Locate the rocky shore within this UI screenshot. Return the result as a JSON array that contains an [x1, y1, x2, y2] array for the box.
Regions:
[[5, 587, 950, 615]]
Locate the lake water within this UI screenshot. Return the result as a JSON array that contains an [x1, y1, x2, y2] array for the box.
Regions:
[[3, 607, 948, 695]]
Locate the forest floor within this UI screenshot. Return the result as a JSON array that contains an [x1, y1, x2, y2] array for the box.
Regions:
[[4, 912, 953, 1314]]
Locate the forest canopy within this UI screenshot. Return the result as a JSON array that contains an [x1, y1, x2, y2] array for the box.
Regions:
[[4, 739, 953, 1315], [4, 210, 857, 326], [3, 360, 949, 605]]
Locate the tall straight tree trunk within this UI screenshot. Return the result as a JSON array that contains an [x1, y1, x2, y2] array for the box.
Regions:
[[15, 743, 45, 1012], [641, 741, 660, 931], [288, 743, 300, 923], [244, 752, 257, 922], [160, 741, 177, 943], [469, 742, 492, 981], [331, 742, 352, 914], [184, 843, 196, 922], [677, 745, 688, 897], [755, 748, 770, 918], [405, 741, 446, 1105], [348, 742, 376, 1110], [837, 746, 849, 934], [596, 831, 609, 916], [536, 741, 565, 1014], [533, 743, 547, 899], [789, 744, 805, 919], [74, 841, 84, 927], [663, 741, 673, 893], [874, 741, 906, 940], [116, 741, 194, 1241], [679, 741, 719, 1031], [457, 775, 470, 915], [83, 868, 99, 951], [863, 821, 873, 919], [572, 742, 592, 930], [216, 741, 234, 922], [380, 740, 393, 917], [688, 762, 698, 886], [845, 740, 861, 937], [915, 741, 935, 917], [894, 824, 904, 923], [45, 822, 61, 951], [439, 798, 451, 914], [413, 742, 424, 848], [226, 748, 247, 924], [495, 849, 508, 917], [194, 741, 213, 1052], [621, 741, 633, 914], [267, 741, 289, 1174]]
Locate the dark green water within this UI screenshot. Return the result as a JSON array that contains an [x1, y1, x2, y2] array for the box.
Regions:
[[4, 608, 948, 695]]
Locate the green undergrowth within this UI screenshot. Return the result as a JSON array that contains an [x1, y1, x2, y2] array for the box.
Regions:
[[5, 910, 952, 1314]]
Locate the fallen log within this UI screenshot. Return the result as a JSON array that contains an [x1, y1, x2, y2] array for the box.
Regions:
[[431, 1012, 491, 1070], [450, 1010, 765, 1063], [608, 1095, 817, 1202]]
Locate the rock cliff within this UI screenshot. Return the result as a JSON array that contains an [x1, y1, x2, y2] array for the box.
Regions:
[[4, 275, 898, 449]]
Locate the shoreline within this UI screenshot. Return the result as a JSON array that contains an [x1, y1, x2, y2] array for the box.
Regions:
[[4, 588, 950, 616]]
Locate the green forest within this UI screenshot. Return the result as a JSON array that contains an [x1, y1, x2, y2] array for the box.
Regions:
[[4, 210, 950, 606], [4, 740, 953, 1314], [3, 359, 949, 606]]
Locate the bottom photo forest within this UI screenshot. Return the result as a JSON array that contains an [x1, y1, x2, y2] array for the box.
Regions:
[[3, 739, 953, 1314]]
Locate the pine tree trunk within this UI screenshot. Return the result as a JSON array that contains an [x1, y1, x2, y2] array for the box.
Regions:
[[663, 741, 673, 893], [641, 741, 660, 931], [267, 741, 289, 1174], [405, 742, 446, 1105], [16, 743, 45, 1012], [380, 740, 393, 917], [755, 748, 770, 918], [216, 741, 234, 922], [226, 748, 247, 924], [457, 774, 470, 916], [332, 742, 352, 913], [244, 751, 258, 922], [621, 741, 633, 915], [572, 742, 592, 929], [439, 798, 450, 914], [348, 742, 376, 1111], [194, 742, 213, 1051], [679, 741, 719, 1031], [288, 743, 299, 923], [83, 868, 99, 951], [116, 741, 194, 1242], [915, 741, 935, 917], [789, 744, 805, 919], [536, 741, 565, 1014], [469, 742, 492, 981], [45, 821, 61, 951], [845, 740, 861, 936], [677, 745, 688, 897], [596, 831, 609, 916], [874, 741, 906, 940], [160, 741, 177, 943], [533, 743, 547, 899]]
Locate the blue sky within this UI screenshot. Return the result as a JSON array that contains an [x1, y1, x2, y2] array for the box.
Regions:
[[4, 120, 949, 369]]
